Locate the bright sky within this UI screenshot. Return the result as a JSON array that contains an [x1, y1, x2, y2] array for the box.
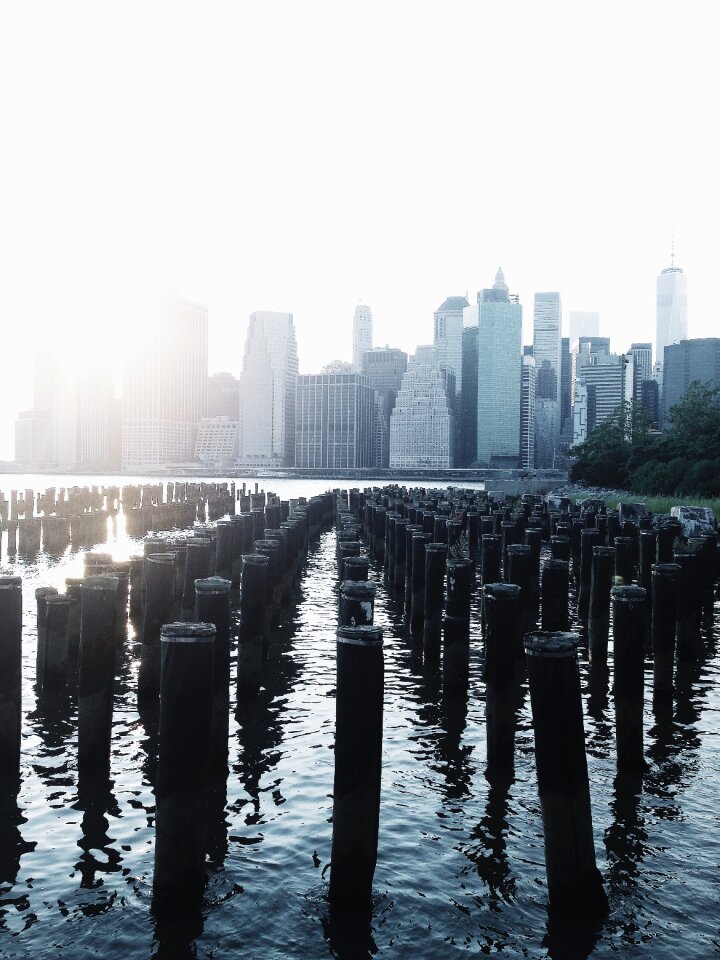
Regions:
[[1, 0, 718, 458]]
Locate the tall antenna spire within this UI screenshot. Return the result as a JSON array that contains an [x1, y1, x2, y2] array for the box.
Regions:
[[671, 223, 675, 268]]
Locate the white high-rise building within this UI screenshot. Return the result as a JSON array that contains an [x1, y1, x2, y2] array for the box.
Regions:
[[520, 355, 536, 470], [78, 368, 114, 467], [389, 346, 454, 468], [569, 311, 600, 344], [239, 311, 298, 467], [471, 269, 523, 468], [352, 304, 373, 370], [122, 293, 208, 469], [656, 263, 688, 363]]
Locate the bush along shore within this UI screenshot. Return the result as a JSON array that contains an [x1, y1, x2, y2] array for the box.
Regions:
[[569, 381, 720, 502]]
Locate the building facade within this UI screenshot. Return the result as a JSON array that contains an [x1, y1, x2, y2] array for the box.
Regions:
[[389, 346, 454, 469], [361, 347, 408, 467], [122, 292, 208, 469], [663, 338, 720, 424], [207, 372, 241, 419], [470, 269, 522, 468], [352, 304, 373, 370], [656, 264, 688, 365], [194, 417, 239, 464], [533, 292, 562, 467], [239, 311, 298, 467], [520, 355, 536, 469], [295, 372, 375, 469], [572, 351, 635, 444]]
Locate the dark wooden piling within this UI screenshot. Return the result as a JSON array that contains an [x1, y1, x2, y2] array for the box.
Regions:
[[484, 583, 521, 769], [339, 580, 376, 628], [0, 577, 23, 779], [329, 625, 384, 914], [541, 559, 569, 631], [42, 595, 72, 694], [237, 555, 268, 698], [138, 554, 176, 707], [195, 578, 231, 772], [423, 543, 447, 660], [651, 563, 680, 699], [410, 533, 431, 635], [611, 585, 646, 771], [578, 528, 601, 620], [588, 546, 616, 661], [524, 631, 608, 915], [153, 622, 215, 913], [78, 577, 117, 777]]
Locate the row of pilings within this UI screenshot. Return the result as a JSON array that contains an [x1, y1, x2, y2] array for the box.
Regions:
[[329, 484, 719, 917], [0, 481, 336, 917], [0, 481, 244, 557]]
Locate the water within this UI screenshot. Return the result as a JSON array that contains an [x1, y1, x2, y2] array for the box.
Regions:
[[1, 477, 719, 959]]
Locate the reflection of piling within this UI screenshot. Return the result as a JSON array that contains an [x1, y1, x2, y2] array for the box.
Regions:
[[329, 625, 384, 913], [339, 580, 376, 628], [195, 578, 231, 772], [484, 583, 520, 769], [78, 577, 117, 776], [423, 543, 447, 660], [153, 622, 215, 914], [237, 555, 267, 699], [588, 546, 615, 661], [541, 559, 569, 631], [524, 631, 608, 915], [611, 586, 646, 771], [0, 577, 23, 778]]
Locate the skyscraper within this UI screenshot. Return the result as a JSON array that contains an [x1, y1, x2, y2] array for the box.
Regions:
[[78, 367, 115, 468], [472, 269, 522, 468], [361, 347, 408, 467], [433, 296, 468, 394], [572, 352, 635, 444], [122, 292, 208, 469], [389, 346, 454, 469], [520, 355, 536, 470], [352, 304, 373, 370], [662, 338, 720, 424], [533, 292, 562, 467], [459, 325, 479, 466], [239, 311, 298, 467], [295, 372, 375, 468], [656, 261, 688, 364]]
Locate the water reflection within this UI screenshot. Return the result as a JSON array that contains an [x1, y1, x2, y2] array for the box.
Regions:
[[465, 769, 515, 907], [74, 774, 122, 891]]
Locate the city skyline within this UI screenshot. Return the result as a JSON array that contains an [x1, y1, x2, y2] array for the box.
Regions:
[[1, 1, 718, 459]]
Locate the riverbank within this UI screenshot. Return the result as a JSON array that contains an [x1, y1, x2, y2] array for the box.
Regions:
[[547, 482, 720, 520]]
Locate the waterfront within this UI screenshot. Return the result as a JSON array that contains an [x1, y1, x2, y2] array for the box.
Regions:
[[0, 477, 718, 959]]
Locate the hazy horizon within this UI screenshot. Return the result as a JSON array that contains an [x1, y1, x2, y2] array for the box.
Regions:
[[1, 0, 718, 459]]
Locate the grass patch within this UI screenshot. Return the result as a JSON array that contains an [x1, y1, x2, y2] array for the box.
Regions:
[[570, 492, 720, 520]]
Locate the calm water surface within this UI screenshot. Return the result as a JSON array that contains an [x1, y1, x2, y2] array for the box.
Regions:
[[0, 476, 718, 959]]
